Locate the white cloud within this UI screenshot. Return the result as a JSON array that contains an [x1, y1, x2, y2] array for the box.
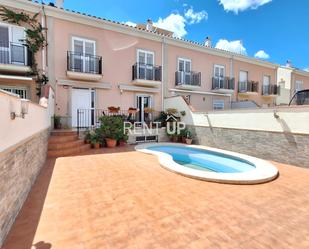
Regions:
[[184, 7, 208, 24], [218, 0, 272, 14], [124, 21, 136, 27], [304, 68, 309, 72], [154, 13, 187, 38], [254, 50, 270, 59], [215, 39, 247, 54]]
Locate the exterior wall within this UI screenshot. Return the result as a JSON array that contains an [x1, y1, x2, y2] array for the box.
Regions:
[[292, 73, 309, 91], [189, 126, 309, 168], [51, 18, 163, 122], [233, 59, 277, 107], [0, 90, 50, 247]]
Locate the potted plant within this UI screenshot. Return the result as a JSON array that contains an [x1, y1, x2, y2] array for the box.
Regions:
[[90, 133, 100, 149], [84, 129, 91, 144], [53, 115, 62, 129], [185, 130, 193, 145], [118, 133, 128, 146], [128, 107, 138, 114], [108, 106, 120, 114], [180, 128, 188, 143], [99, 116, 124, 148]]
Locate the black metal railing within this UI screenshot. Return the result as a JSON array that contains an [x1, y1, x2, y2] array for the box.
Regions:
[[289, 89, 309, 106], [175, 71, 201, 86], [212, 77, 235, 90], [132, 62, 162, 81], [67, 51, 102, 74], [238, 81, 259, 93], [0, 41, 32, 66], [262, 85, 280, 95], [76, 109, 161, 133]]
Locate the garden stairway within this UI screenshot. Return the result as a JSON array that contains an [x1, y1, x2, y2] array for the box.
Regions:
[[47, 130, 91, 158]]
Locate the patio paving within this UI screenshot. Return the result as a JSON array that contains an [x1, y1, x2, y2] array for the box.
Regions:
[[2, 145, 309, 249]]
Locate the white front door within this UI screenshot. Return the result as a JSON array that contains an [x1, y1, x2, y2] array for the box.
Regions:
[[71, 88, 92, 127]]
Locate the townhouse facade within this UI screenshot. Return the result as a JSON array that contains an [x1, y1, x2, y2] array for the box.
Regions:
[[1, 0, 309, 128]]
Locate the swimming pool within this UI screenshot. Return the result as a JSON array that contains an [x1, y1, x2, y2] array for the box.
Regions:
[[135, 143, 278, 184]]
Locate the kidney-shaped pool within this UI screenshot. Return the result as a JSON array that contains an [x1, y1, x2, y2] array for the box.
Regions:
[[135, 143, 278, 184]]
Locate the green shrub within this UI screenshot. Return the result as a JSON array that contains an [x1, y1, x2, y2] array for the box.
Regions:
[[99, 115, 125, 140]]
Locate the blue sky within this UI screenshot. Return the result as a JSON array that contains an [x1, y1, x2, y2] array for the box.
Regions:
[[55, 0, 309, 70]]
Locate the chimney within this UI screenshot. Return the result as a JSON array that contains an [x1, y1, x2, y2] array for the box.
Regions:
[[286, 60, 292, 68], [55, 0, 64, 8], [204, 36, 212, 47], [146, 19, 153, 31]]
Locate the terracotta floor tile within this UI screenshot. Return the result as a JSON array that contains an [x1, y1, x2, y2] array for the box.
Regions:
[[2, 146, 309, 249]]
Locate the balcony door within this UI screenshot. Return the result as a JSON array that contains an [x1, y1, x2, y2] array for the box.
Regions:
[[214, 65, 225, 88], [263, 75, 270, 94], [137, 49, 154, 80], [0, 24, 26, 65], [178, 58, 191, 84], [72, 37, 96, 73], [239, 71, 248, 92]]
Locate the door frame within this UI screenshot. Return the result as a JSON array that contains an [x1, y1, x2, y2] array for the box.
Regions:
[[71, 87, 96, 127], [135, 93, 153, 123]]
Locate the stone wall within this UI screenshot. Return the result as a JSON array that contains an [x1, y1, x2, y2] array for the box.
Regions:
[[0, 129, 49, 247], [188, 125, 309, 168]]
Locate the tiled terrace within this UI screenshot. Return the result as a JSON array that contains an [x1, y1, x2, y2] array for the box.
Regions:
[[2, 146, 309, 249]]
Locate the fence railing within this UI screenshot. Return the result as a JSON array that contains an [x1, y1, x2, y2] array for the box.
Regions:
[[175, 71, 201, 86], [67, 51, 102, 74], [132, 62, 162, 81], [262, 85, 280, 95], [212, 77, 235, 90], [0, 41, 33, 66], [238, 81, 259, 93], [76, 109, 162, 133]]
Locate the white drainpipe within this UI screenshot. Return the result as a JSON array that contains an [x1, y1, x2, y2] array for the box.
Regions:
[[40, 5, 46, 73], [161, 37, 165, 111]]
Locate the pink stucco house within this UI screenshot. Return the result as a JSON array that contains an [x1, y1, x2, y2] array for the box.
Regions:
[[1, 0, 309, 128]]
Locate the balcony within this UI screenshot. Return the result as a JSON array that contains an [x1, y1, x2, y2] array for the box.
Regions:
[[262, 85, 280, 96], [238, 81, 259, 94], [175, 71, 201, 90], [0, 42, 32, 73], [132, 63, 162, 87], [212, 77, 235, 93], [67, 51, 103, 81]]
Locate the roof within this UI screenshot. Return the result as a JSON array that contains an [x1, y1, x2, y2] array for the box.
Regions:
[[3, 0, 307, 72]]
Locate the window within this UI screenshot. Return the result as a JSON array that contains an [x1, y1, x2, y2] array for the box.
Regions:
[[0, 86, 28, 99], [213, 65, 225, 88], [263, 75, 270, 86], [213, 100, 225, 110], [239, 71, 248, 92], [71, 37, 96, 73], [0, 23, 26, 65], [137, 49, 154, 80], [178, 58, 191, 84], [295, 80, 303, 92]]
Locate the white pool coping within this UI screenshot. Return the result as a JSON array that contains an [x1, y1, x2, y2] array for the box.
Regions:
[[135, 143, 279, 184]]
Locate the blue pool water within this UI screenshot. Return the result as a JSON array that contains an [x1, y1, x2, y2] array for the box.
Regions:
[[148, 145, 255, 173]]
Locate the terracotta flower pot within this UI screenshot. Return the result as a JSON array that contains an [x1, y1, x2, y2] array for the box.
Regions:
[[119, 140, 126, 146], [171, 136, 178, 143], [106, 138, 117, 148], [181, 136, 186, 143], [94, 143, 100, 149], [185, 138, 193, 145]]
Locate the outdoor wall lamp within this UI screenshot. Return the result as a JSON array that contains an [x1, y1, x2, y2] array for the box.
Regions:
[[11, 99, 29, 120]]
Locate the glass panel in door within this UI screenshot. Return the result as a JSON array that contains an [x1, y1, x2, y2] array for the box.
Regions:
[[239, 71, 248, 91], [73, 39, 83, 72], [84, 41, 95, 73], [136, 95, 151, 122], [146, 53, 154, 80], [11, 26, 25, 65], [138, 51, 146, 79], [0, 26, 9, 64], [184, 60, 191, 84]]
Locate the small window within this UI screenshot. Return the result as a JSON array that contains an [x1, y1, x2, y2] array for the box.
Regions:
[[0, 86, 28, 99], [213, 100, 224, 110], [295, 80, 303, 92]]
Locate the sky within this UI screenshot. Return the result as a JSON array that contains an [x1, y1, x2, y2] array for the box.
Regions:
[[52, 0, 309, 70]]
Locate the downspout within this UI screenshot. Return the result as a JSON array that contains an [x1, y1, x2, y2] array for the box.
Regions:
[[161, 37, 165, 111], [230, 55, 234, 106], [40, 3, 47, 73]]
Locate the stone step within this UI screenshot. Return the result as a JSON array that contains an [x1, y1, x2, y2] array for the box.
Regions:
[[50, 130, 77, 136], [48, 134, 79, 144], [47, 144, 91, 158], [48, 139, 85, 150]]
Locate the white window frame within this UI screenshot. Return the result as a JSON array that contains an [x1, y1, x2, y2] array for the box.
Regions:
[[136, 49, 155, 80], [0, 22, 27, 65], [0, 85, 29, 99], [71, 36, 96, 72], [213, 100, 225, 110], [178, 57, 192, 84], [263, 75, 271, 86], [295, 80, 303, 92], [137, 49, 154, 65], [214, 64, 225, 88]]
